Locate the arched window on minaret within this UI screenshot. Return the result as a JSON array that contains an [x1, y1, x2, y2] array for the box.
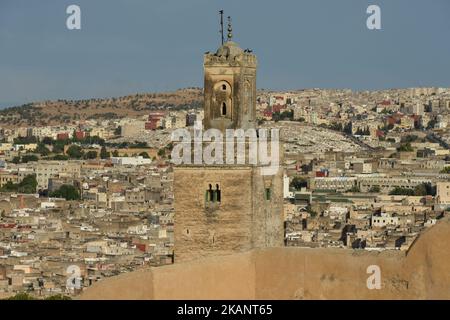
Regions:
[[205, 183, 221, 204], [222, 102, 227, 116]]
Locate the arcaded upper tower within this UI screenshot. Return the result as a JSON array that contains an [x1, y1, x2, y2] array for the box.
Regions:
[[203, 39, 257, 131]]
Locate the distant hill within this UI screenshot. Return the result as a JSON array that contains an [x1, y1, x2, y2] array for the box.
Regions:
[[0, 88, 203, 128]]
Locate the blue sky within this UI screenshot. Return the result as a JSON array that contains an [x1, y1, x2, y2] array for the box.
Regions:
[[0, 0, 449, 107]]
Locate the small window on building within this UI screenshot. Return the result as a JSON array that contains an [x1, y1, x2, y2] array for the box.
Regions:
[[205, 184, 213, 202], [215, 184, 221, 202], [222, 102, 227, 116], [265, 188, 271, 200], [222, 84, 227, 91], [205, 184, 221, 204]]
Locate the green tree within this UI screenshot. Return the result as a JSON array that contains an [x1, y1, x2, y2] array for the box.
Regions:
[[4, 292, 36, 300], [18, 174, 38, 193], [397, 143, 414, 152], [41, 137, 53, 145], [114, 126, 121, 136], [413, 184, 427, 196], [0, 181, 17, 192], [389, 187, 415, 196], [21, 154, 39, 163], [306, 205, 317, 218], [2, 293, 71, 300], [50, 185, 80, 200], [272, 110, 294, 122], [44, 294, 72, 300], [139, 151, 150, 159], [1, 175, 37, 194], [83, 150, 98, 160], [368, 186, 381, 193], [401, 135, 418, 144], [11, 156, 21, 164], [329, 122, 343, 131], [52, 154, 69, 160], [13, 136, 37, 144], [83, 136, 105, 146], [290, 177, 307, 190], [130, 141, 148, 148], [440, 167, 450, 174], [35, 143, 50, 156], [72, 129, 79, 141], [112, 150, 119, 157], [52, 141, 66, 154], [66, 145, 83, 159], [100, 146, 110, 159], [346, 185, 361, 193]]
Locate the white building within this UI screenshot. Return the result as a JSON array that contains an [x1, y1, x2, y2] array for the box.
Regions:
[[283, 174, 294, 199], [371, 213, 399, 228], [111, 156, 152, 166]]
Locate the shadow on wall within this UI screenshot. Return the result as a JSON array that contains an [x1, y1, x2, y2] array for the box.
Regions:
[[79, 217, 450, 300]]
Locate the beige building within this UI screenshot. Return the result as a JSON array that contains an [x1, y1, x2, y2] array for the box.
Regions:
[[311, 177, 357, 192], [0, 171, 19, 188], [358, 176, 432, 193], [436, 182, 450, 205], [121, 121, 145, 137], [35, 160, 81, 190]]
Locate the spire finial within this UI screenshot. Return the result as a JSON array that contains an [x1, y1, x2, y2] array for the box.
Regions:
[[219, 10, 224, 45], [227, 16, 233, 41]]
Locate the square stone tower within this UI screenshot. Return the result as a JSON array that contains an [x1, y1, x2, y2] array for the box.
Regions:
[[203, 41, 257, 131], [173, 33, 284, 263]]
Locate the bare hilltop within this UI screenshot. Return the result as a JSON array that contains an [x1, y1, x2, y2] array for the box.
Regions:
[[0, 88, 203, 128]]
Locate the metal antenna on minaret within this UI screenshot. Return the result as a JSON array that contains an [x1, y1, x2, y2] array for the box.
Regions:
[[227, 16, 233, 41], [219, 10, 224, 45]]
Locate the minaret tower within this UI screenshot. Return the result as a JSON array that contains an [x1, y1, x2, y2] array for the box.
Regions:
[[173, 13, 283, 263], [203, 16, 257, 131]]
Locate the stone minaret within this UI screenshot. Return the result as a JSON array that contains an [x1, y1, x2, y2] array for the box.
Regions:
[[203, 18, 257, 131], [173, 17, 284, 263]]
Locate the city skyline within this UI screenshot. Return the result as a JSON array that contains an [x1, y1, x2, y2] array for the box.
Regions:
[[1, 0, 450, 300]]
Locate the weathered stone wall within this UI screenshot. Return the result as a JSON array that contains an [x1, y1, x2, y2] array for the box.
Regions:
[[80, 253, 255, 300], [79, 269, 154, 300], [255, 216, 450, 299], [174, 166, 255, 263], [203, 43, 257, 131], [173, 165, 284, 263], [251, 167, 284, 248]]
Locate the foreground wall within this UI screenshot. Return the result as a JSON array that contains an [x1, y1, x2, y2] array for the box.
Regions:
[[80, 217, 450, 300], [80, 252, 255, 300]]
